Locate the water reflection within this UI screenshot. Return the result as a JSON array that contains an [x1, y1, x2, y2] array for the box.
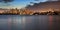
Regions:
[[0, 15, 60, 30], [49, 15, 60, 30], [49, 15, 53, 30]]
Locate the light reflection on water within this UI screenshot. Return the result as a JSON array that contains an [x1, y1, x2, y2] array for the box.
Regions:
[[0, 15, 60, 30]]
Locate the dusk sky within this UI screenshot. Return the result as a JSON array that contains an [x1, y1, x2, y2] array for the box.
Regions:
[[0, 0, 47, 9]]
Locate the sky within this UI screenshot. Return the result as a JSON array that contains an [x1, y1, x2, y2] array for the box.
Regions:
[[0, 0, 47, 9]]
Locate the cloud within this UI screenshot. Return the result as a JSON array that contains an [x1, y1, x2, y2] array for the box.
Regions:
[[0, 0, 14, 3], [47, 0, 60, 1], [0, 0, 14, 9], [34, 0, 39, 1]]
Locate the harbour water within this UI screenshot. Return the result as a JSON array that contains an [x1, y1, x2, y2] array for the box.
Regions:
[[0, 15, 60, 30]]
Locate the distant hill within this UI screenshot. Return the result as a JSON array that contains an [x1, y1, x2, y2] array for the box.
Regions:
[[25, 1, 60, 11]]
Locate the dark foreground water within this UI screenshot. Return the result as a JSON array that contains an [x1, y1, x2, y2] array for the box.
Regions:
[[0, 15, 60, 30]]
